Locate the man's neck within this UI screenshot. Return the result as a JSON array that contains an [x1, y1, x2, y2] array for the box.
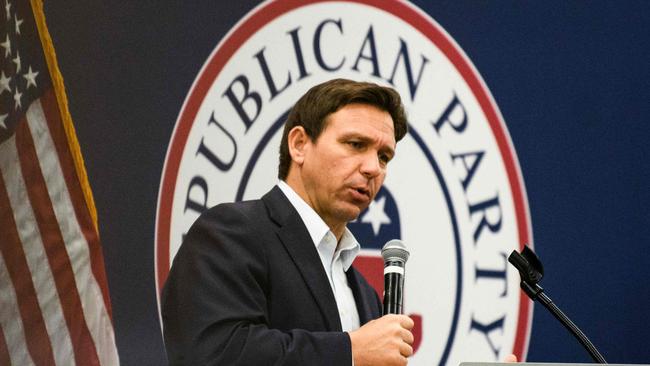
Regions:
[[281, 178, 346, 241]]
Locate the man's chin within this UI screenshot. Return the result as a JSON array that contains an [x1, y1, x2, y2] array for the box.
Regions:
[[339, 205, 367, 223]]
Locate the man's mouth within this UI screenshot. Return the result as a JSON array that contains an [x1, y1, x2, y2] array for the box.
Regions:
[[350, 186, 371, 200]]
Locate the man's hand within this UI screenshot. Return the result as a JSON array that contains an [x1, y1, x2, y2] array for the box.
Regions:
[[348, 314, 414, 366]]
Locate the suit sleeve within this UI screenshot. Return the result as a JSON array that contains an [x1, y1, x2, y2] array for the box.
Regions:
[[161, 204, 352, 366]]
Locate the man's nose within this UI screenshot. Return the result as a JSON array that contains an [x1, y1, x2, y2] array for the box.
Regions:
[[359, 152, 381, 178]]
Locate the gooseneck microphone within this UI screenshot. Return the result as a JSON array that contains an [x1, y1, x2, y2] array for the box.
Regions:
[[381, 239, 410, 315], [509, 245, 607, 364]]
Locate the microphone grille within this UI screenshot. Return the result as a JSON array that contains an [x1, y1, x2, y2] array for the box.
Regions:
[[381, 239, 410, 263]]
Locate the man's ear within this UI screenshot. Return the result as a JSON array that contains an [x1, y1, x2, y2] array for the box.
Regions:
[[287, 126, 310, 165]]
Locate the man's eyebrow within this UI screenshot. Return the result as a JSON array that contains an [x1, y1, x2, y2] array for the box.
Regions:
[[340, 131, 395, 158], [338, 132, 369, 144]]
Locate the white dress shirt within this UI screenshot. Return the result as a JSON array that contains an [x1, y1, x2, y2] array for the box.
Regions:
[[278, 181, 361, 331]]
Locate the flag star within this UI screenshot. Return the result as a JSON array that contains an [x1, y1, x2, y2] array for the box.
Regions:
[[23, 66, 38, 89], [0, 71, 10, 94], [13, 88, 22, 109], [1, 34, 10, 57], [4, 1, 10, 21], [0, 114, 7, 130], [12, 51, 20, 73], [14, 15, 22, 35], [361, 196, 392, 236]]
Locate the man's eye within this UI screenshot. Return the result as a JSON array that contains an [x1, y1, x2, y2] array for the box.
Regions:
[[379, 154, 391, 164], [348, 141, 363, 149]]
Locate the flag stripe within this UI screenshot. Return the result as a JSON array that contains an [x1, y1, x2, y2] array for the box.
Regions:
[[0, 325, 8, 366], [0, 253, 36, 366], [15, 117, 101, 366], [27, 97, 118, 365], [40, 90, 113, 318], [0, 146, 58, 365], [0, 321, 12, 366]]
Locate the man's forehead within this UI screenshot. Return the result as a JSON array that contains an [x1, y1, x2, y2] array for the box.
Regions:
[[324, 103, 395, 131], [333, 121, 397, 153]]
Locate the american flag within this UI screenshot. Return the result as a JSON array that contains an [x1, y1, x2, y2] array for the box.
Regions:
[[0, 1, 118, 365]]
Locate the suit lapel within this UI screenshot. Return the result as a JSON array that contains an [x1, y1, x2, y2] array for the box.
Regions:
[[263, 187, 343, 332], [346, 267, 377, 325]]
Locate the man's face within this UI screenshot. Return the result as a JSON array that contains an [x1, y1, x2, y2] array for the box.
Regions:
[[294, 103, 396, 234]]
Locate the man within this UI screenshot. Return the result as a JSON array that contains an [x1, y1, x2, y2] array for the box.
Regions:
[[162, 79, 413, 365]]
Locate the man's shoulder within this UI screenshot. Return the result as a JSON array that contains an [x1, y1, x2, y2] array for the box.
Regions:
[[179, 197, 272, 257], [198, 187, 289, 225], [201, 197, 266, 224], [210, 196, 263, 211]]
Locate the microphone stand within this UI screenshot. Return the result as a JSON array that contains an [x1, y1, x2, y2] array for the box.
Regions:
[[508, 246, 607, 364]]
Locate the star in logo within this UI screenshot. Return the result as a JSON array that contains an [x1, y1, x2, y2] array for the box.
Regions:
[[361, 195, 391, 236]]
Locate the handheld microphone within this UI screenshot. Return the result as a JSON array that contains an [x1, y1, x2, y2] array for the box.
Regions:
[[381, 239, 410, 315]]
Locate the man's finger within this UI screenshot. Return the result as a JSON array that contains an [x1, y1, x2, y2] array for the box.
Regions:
[[398, 315, 414, 329], [401, 328, 414, 345], [399, 341, 413, 357]]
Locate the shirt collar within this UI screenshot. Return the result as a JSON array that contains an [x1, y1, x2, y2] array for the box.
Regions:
[[278, 181, 360, 270], [337, 227, 361, 271]]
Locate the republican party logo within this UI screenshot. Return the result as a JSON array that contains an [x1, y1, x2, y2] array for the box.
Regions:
[[155, 1, 533, 365]]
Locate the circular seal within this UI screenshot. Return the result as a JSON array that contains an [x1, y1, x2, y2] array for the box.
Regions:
[[155, 1, 533, 364]]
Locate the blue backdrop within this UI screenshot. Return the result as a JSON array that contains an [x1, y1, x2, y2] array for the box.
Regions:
[[43, 1, 650, 364]]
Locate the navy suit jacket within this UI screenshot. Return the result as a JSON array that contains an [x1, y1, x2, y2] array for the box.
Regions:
[[162, 186, 382, 365]]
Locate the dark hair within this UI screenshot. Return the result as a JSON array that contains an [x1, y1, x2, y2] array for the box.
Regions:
[[278, 78, 408, 179]]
